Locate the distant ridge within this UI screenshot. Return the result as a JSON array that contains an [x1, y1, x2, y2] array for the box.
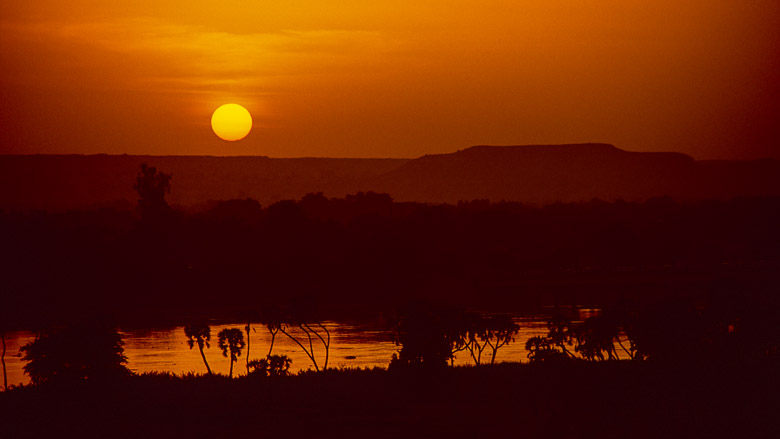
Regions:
[[370, 143, 702, 203], [1, 144, 779, 210]]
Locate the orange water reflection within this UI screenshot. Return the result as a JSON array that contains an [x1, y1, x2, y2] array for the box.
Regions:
[[2, 318, 557, 387]]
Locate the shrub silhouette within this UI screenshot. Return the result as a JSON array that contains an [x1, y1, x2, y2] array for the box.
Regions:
[[390, 303, 463, 369], [526, 314, 624, 363], [218, 328, 245, 377], [391, 305, 521, 368], [573, 315, 620, 361], [525, 336, 569, 363], [20, 323, 129, 384], [248, 355, 292, 377]]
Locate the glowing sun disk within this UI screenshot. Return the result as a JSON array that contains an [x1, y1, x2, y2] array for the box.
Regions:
[[211, 104, 252, 141]]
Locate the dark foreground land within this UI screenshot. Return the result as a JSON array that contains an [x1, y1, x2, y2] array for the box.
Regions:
[[2, 362, 778, 439]]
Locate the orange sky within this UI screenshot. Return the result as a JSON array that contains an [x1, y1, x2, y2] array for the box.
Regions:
[[1, 1, 778, 159]]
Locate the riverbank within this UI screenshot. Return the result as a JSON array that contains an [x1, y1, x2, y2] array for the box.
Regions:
[[2, 362, 777, 438]]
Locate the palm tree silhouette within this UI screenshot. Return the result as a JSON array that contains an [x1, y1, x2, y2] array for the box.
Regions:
[[2, 329, 8, 391], [184, 324, 212, 375], [245, 322, 251, 375], [218, 328, 245, 378]]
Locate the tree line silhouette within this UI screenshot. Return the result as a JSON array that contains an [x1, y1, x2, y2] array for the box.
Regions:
[[388, 292, 780, 369], [390, 302, 521, 368], [524, 293, 780, 364], [13, 318, 298, 386], [2, 162, 778, 385], [182, 301, 333, 378], [2, 163, 778, 330], [11, 292, 779, 387]]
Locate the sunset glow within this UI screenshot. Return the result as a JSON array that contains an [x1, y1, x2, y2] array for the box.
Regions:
[[1, 1, 779, 434], [0, 1, 778, 158]]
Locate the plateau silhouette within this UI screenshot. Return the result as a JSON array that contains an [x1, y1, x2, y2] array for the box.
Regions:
[[2, 144, 779, 211]]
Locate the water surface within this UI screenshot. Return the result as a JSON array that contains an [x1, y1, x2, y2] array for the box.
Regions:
[[2, 317, 560, 387]]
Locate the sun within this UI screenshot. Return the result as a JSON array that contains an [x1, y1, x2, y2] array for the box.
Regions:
[[211, 104, 252, 141]]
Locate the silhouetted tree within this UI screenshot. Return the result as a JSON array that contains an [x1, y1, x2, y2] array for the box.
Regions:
[[133, 163, 172, 222], [344, 191, 394, 217], [525, 336, 568, 363], [485, 314, 520, 364], [184, 324, 212, 375], [266, 199, 308, 230], [623, 302, 701, 362], [547, 316, 576, 358], [279, 322, 330, 372], [272, 299, 330, 371], [1, 328, 7, 391], [20, 323, 129, 384], [244, 321, 256, 375], [218, 328, 245, 377], [461, 312, 490, 365], [248, 355, 292, 377], [527, 312, 631, 363], [259, 305, 283, 357], [390, 303, 463, 369], [442, 312, 519, 366], [574, 316, 620, 361], [267, 323, 280, 357], [299, 192, 332, 220]]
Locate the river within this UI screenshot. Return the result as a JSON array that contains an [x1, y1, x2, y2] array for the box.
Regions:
[[1, 314, 606, 387]]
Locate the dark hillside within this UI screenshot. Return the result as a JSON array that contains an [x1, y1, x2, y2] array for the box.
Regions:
[[2, 145, 780, 211], [370, 144, 780, 203]]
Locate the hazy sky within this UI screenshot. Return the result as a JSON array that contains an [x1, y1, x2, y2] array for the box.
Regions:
[[1, 1, 778, 159]]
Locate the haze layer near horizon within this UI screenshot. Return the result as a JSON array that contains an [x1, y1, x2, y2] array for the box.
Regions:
[[1, 1, 778, 159]]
